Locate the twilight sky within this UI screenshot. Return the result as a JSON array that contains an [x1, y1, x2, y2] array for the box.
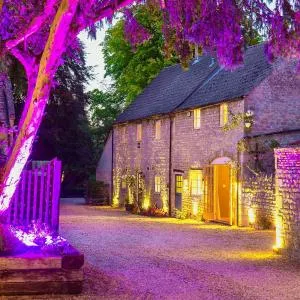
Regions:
[[79, 27, 111, 92]]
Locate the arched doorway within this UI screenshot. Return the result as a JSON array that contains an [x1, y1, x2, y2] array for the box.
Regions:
[[203, 157, 236, 225]]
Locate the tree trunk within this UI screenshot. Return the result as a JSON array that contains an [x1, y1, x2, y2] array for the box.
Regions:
[[0, 0, 79, 213]]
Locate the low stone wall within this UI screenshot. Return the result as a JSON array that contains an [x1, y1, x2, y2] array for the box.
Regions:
[[243, 173, 276, 229], [274, 147, 300, 259]]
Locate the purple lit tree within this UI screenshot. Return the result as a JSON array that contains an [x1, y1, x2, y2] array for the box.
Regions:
[[0, 0, 299, 219]]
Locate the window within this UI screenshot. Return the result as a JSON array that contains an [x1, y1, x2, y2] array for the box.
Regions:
[[220, 103, 229, 127], [121, 177, 126, 189], [175, 175, 183, 194], [154, 176, 161, 193], [194, 108, 201, 129], [137, 123, 142, 141], [190, 169, 203, 196], [155, 120, 161, 140]]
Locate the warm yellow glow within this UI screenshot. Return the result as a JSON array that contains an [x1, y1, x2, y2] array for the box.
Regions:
[[220, 103, 229, 126], [248, 207, 255, 224], [183, 179, 189, 192], [112, 194, 119, 207], [112, 174, 121, 207], [274, 181, 284, 250], [192, 201, 198, 215], [274, 215, 283, 249], [154, 176, 161, 193], [128, 185, 134, 204], [189, 169, 203, 196], [161, 189, 169, 212], [143, 193, 151, 210], [193, 108, 201, 129]]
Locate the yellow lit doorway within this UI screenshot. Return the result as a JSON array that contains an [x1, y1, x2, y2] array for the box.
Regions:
[[214, 165, 231, 224], [203, 158, 236, 225]]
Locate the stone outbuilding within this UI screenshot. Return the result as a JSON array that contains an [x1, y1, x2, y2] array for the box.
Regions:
[[97, 44, 300, 227]]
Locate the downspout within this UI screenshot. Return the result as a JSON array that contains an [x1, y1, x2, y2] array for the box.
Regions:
[[168, 115, 173, 216], [236, 148, 240, 226], [111, 128, 114, 206]]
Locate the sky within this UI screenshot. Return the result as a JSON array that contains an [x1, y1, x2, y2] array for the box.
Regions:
[[79, 27, 111, 92]]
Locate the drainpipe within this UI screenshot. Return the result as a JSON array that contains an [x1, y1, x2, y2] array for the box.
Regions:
[[168, 115, 173, 216], [236, 148, 240, 226], [111, 128, 114, 206]]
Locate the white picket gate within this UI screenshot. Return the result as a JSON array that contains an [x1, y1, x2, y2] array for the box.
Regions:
[[8, 158, 62, 232]]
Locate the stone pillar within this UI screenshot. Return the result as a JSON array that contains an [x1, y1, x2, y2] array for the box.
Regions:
[[274, 147, 300, 259]]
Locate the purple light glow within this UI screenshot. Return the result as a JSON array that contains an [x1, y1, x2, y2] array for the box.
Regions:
[[10, 221, 68, 249]]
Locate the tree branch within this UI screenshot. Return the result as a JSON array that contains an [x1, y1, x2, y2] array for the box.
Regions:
[[73, 0, 134, 34], [0, 0, 79, 212], [6, 0, 59, 51]]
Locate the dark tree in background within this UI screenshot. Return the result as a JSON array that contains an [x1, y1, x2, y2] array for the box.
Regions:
[[89, 89, 124, 153], [9, 44, 95, 196]]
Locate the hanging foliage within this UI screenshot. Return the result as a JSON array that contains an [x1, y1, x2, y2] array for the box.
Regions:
[[124, 0, 299, 69]]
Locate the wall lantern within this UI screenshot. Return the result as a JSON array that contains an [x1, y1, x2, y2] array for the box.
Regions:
[[245, 109, 254, 129]]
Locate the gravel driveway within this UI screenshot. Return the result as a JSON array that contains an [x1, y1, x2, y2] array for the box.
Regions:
[[14, 198, 300, 300]]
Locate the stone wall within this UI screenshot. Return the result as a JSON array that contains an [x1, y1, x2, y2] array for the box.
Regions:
[[245, 60, 300, 136], [112, 116, 171, 210], [242, 174, 275, 229], [171, 99, 244, 218], [96, 132, 113, 203], [274, 147, 300, 259]]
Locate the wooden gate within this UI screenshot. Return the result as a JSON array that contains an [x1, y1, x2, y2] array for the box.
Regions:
[[8, 158, 62, 232]]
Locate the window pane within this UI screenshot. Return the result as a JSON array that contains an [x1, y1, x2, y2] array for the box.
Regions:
[[176, 175, 183, 193], [194, 108, 201, 129], [190, 170, 203, 196], [155, 176, 161, 193], [220, 103, 228, 127]]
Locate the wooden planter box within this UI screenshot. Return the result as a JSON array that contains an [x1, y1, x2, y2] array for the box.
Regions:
[[0, 245, 84, 295]]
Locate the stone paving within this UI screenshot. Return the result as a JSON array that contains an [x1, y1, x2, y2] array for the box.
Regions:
[[11, 198, 300, 299]]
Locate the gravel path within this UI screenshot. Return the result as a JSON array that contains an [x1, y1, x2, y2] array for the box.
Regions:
[[9, 198, 300, 300]]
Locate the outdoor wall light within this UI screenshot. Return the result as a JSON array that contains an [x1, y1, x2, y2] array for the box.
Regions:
[[245, 109, 254, 129]]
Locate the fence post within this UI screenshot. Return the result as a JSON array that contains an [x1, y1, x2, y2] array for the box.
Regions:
[[45, 163, 51, 224], [20, 171, 26, 224], [33, 168, 39, 220], [39, 166, 45, 222], [51, 159, 62, 232], [26, 170, 32, 225]]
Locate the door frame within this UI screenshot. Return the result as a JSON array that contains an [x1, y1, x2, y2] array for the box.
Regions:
[[175, 174, 183, 210], [204, 157, 237, 225]]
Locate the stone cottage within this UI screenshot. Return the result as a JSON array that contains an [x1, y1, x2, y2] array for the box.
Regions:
[[97, 44, 300, 227]]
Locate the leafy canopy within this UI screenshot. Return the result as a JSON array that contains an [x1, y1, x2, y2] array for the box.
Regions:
[[103, 1, 178, 104]]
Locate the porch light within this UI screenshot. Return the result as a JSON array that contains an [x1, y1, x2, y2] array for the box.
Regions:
[[248, 207, 255, 225]]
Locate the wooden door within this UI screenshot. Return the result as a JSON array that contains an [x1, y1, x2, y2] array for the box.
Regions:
[[203, 166, 214, 220], [216, 165, 231, 224], [175, 175, 183, 210]]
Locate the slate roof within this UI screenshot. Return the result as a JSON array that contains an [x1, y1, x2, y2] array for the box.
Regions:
[[115, 44, 272, 124]]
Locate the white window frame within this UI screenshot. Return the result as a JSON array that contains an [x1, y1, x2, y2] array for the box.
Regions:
[[137, 123, 142, 141], [190, 169, 203, 196], [155, 120, 161, 140], [154, 176, 161, 193], [220, 103, 229, 127], [194, 108, 201, 129]]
